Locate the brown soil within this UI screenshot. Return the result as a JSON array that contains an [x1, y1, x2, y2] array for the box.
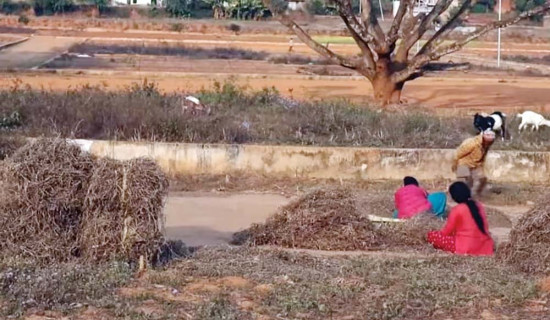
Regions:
[[2, 71, 550, 111]]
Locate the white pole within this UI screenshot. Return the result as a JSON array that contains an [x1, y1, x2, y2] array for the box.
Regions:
[[379, 0, 385, 21], [360, 0, 362, 14], [497, 0, 502, 67]]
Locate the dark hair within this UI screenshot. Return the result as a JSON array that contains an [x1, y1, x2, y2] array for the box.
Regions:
[[449, 181, 486, 234], [403, 176, 419, 186]]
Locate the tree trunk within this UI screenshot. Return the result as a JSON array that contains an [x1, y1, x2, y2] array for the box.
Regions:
[[370, 56, 405, 106], [371, 74, 404, 106]]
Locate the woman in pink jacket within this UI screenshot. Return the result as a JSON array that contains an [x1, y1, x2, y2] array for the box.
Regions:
[[393, 176, 446, 219], [427, 181, 494, 255]]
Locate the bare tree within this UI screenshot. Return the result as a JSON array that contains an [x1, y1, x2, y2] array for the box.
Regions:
[[265, 0, 550, 105]]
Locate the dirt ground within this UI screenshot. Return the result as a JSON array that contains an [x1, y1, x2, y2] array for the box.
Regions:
[[0, 36, 79, 69], [163, 191, 521, 246], [163, 174, 536, 247], [164, 192, 288, 246], [0, 25, 548, 110], [2, 71, 549, 111]]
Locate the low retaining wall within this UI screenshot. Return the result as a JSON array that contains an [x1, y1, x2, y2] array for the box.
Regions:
[[69, 140, 550, 183]]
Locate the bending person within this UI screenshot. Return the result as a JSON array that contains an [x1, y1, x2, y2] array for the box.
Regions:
[[452, 130, 495, 197], [394, 176, 446, 219]]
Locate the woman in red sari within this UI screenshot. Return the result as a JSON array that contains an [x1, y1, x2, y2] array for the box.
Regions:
[[427, 181, 494, 256]]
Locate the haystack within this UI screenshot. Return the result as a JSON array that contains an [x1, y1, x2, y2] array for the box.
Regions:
[[233, 187, 446, 251], [234, 188, 382, 250], [498, 196, 550, 273], [0, 139, 94, 262], [79, 158, 168, 263], [0, 138, 169, 264]]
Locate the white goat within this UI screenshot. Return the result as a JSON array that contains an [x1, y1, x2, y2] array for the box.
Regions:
[[517, 111, 550, 131]]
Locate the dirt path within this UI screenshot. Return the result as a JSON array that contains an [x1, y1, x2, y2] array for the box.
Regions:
[[0, 35, 81, 69], [164, 192, 530, 247], [164, 192, 289, 246], [30, 32, 550, 58], [486, 204, 532, 224]]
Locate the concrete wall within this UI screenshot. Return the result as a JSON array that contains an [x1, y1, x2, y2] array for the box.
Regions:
[[68, 139, 550, 183]]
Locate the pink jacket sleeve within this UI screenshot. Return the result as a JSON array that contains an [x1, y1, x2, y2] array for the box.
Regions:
[[440, 208, 459, 236]]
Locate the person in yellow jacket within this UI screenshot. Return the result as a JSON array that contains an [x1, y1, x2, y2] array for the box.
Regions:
[[452, 130, 495, 197]]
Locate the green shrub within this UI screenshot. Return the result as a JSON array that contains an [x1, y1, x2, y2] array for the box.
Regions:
[[516, 0, 546, 22], [471, 3, 490, 13], [17, 14, 29, 24], [171, 22, 185, 32], [306, 0, 336, 15], [166, 0, 192, 17], [226, 22, 241, 33], [33, 0, 75, 16], [0, 0, 31, 15], [93, 0, 109, 14]]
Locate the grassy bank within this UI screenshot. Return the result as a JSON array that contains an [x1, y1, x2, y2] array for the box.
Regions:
[[3, 247, 543, 319], [0, 79, 549, 151]]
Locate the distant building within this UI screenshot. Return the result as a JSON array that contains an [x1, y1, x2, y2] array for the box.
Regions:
[[287, 0, 307, 11], [393, 0, 461, 23]]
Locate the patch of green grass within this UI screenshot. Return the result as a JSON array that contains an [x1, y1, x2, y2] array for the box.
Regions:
[[312, 35, 355, 44]]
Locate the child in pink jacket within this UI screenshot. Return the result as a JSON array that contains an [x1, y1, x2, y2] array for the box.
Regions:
[[394, 176, 447, 219]]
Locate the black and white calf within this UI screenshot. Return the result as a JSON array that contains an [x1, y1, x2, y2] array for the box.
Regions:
[[473, 111, 507, 140]]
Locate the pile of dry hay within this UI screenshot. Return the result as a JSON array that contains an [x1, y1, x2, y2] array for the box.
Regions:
[[233, 187, 444, 251], [498, 196, 550, 274], [0, 139, 168, 264], [378, 213, 444, 248], [235, 188, 381, 250]]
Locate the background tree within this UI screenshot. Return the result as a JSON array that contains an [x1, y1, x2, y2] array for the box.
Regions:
[[166, 0, 193, 17], [516, 0, 547, 21], [33, 0, 75, 15], [209, 0, 270, 19], [265, 0, 550, 105], [93, 0, 109, 14]]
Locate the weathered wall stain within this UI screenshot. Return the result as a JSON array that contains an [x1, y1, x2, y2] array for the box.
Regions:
[[75, 140, 550, 182]]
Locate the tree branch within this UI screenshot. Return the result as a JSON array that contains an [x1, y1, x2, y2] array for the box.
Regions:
[[263, 0, 358, 69], [333, 0, 376, 76], [332, 0, 374, 40], [416, 0, 455, 38], [386, 0, 413, 46], [359, 0, 386, 47], [417, 0, 476, 56], [394, 0, 454, 62], [392, 1, 550, 83], [340, 16, 377, 75]]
